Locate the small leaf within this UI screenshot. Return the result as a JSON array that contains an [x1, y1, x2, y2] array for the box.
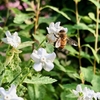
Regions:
[[41, 5, 71, 20], [89, 0, 100, 8], [82, 44, 99, 63], [27, 84, 35, 100], [73, 23, 95, 34], [65, 45, 78, 55], [14, 14, 33, 24], [85, 35, 100, 42], [10, 8, 21, 14], [18, 41, 34, 49], [80, 67, 94, 83], [91, 74, 100, 91], [81, 16, 92, 24], [46, 43, 54, 53], [88, 12, 100, 23], [24, 76, 57, 84]]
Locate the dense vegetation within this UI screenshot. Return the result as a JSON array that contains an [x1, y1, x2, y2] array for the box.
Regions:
[[0, 0, 100, 100]]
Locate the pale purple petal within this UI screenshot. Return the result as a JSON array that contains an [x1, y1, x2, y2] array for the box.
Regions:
[[43, 61, 54, 71], [33, 62, 42, 71]]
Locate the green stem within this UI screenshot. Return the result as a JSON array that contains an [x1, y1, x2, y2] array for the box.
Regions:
[[93, 0, 99, 74], [34, 0, 40, 34], [75, 1, 81, 67], [9, 59, 32, 85]]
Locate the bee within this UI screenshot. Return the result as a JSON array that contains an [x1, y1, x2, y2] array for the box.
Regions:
[[54, 30, 77, 49]]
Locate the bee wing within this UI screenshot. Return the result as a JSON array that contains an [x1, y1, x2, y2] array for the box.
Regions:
[[55, 38, 61, 48], [67, 38, 78, 46]]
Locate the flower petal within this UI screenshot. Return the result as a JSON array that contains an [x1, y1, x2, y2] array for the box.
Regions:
[[38, 48, 47, 56], [0, 87, 6, 96], [76, 85, 82, 92], [1, 38, 8, 44], [11, 97, 24, 100], [13, 32, 21, 44], [8, 84, 17, 96], [5, 31, 11, 37], [49, 22, 54, 28], [31, 52, 40, 62], [44, 61, 54, 71], [33, 62, 42, 71], [47, 33, 57, 43], [54, 22, 60, 28], [45, 52, 56, 62]]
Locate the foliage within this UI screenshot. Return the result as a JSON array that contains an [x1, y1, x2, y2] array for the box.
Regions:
[[0, 0, 100, 100]]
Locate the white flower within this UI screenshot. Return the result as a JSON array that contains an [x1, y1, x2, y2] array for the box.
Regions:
[[46, 22, 68, 43], [2, 31, 21, 48], [0, 84, 23, 100], [95, 92, 100, 99], [73, 85, 97, 100], [31, 48, 56, 72], [73, 85, 84, 99], [83, 87, 96, 100]]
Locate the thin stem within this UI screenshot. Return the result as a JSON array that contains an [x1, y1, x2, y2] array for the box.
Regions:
[[34, 0, 40, 34], [75, 1, 81, 67], [93, 0, 99, 74]]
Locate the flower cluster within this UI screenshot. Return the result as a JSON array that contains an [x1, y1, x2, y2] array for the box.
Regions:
[[46, 22, 68, 44], [73, 84, 100, 100], [0, 84, 23, 100], [2, 31, 21, 48]]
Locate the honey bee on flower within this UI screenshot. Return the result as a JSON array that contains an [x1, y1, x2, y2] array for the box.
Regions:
[[46, 22, 77, 49]]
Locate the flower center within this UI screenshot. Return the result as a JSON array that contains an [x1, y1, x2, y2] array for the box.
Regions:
[[4, 95, 11, 100], [40, 56, 46, 63]]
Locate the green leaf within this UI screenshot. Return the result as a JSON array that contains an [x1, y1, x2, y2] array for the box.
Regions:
[[27, 84, 46, 100], [24, 75, 57, 84], [85, 35, 100, 42], [88, 12, 100, 23], [60, 83, 77, 90], [41, 5, 71, 20], [80, 51, 93, 64], [54, 59, 67, 72], [91, 74, 100, 91], [73, 23, 95, 34], [18, 41, 34, 49], [82, 44, 99, 63], [27, 84, 35, 100], [80, 67, 94, 83], [14, 14, 33, 24], [39, 17, 57, 25], [10, 8, 21, 14], [81, 16, 92, 24], [89, 0, 100, 8], [21, 0, 30, 5], [65, 45, 79, 55], [46, 43, 54, 53]]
